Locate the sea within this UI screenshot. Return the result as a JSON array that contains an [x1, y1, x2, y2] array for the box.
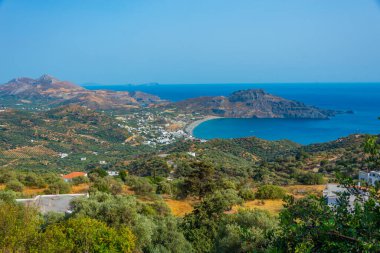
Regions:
[[84, 83, 380, 145]]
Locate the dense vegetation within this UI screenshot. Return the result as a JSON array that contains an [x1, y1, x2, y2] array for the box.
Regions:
[[0, 106, 379, 252], [1, 169, 380, 252]]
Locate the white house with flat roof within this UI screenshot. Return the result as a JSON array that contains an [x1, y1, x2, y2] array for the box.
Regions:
[[323, 184, 356, 207], [359, 171, 380, 186]]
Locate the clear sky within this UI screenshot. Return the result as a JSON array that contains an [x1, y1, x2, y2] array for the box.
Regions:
[[0, 0, 380, 84]]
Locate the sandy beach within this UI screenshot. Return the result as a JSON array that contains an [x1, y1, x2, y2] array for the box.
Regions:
[[185, 116, 222, 136]]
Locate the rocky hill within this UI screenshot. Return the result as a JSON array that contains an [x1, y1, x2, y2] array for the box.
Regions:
[[173, 89, 340, 119], [0, 75, 166, 110]]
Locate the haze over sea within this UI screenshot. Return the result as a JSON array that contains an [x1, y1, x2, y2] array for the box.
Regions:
[[85, 83, 380, 145]]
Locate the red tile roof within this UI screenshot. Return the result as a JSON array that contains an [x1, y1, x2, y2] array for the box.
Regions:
[[62, 172, 87, 179]]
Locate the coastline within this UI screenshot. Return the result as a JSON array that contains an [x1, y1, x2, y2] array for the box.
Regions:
[[185, 116, 222, 136]]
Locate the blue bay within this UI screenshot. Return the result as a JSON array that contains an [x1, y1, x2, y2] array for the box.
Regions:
[[85, 83, 380, 145]]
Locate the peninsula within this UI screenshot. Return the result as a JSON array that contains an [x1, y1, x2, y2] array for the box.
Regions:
[[172, 89, 339, 119]]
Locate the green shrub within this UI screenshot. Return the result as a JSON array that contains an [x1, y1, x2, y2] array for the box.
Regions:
[[0, 190, 18, 203], [296, 172, 325, 185], [5, 180, 24, 192], [90, 177, 123, 195], [44, 180, 71, 194], [238, 188, 255, 201], [71, 176, 89, 186], [255, 185, 286, 200]]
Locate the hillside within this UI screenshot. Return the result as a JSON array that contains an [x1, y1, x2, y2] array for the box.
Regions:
[[173, 89, 340, 119], [0, 105, 154, 171], [0, 75, 166, 110]]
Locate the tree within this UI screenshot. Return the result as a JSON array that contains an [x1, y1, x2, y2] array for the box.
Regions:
[[181, 190, 243, 253], [144, 216, 193, 253], [363, 135, 380, 170], [278, 185, 380, 252], [182, 161, 217, 198], [215, 209, 279, 253], [70, 192, 155, 251], [0, 203, 41, 252], [41, 217, 136, 253]]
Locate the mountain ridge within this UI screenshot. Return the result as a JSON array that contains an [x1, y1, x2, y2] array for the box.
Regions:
[[0, 75, 166, 110], [173, 89, 340, 119]]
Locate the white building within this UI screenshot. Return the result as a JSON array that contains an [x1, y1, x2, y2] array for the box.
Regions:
[[187, 152, 196, 157], [359, 171, 380, 186], [59, 153, 68, 159], [107, 171, 119, 176], [323, 184, 356, 207]]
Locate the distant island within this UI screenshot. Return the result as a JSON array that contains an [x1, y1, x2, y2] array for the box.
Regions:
[[0, 75, 343, 120]]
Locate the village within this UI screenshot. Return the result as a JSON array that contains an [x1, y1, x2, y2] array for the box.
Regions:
[[114, 109, 204, 146]]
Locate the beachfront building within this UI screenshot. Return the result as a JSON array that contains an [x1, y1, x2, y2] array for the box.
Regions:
[[358, 170, 380, 186]]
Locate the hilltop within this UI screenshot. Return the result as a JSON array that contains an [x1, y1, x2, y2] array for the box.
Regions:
[[173, 89, 339, 119], [0, 75, 166, 110]]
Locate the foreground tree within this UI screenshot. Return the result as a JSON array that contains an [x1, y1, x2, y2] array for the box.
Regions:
[[182, 161, 218, 198], [0, 203, 41, 252], [278, 189, 380, 252], [41, 217, 136, 253], [181, 189, 243, 253], [215, 209, 279, 253]]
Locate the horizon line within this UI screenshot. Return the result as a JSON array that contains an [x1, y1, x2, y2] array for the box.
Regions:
[[81, 81, 380, 86]]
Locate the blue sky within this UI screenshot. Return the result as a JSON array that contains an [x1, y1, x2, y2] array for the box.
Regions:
[[0, 0, 379, 84]]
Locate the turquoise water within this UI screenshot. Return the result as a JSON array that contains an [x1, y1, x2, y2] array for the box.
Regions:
[[85, 83, 380, 144]]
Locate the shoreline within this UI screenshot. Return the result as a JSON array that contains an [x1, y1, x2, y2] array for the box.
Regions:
[[185, 116, 222, 136]]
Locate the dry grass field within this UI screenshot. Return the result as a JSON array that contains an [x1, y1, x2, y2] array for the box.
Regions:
[[164, 198, 194, 217], [231, 199, 284, 215], [283, 184, 325, 199], [71, 183, 90, 194]]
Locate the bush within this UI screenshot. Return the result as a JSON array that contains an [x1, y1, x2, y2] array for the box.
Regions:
[[5, 180, 24, 192], [0, 171, 16, 184], [90, 177, 123, 195], [22, 173, 46, 188], [156, 181, 172, 195], [0, 190, 18, 203], [296, 172, 325, 185], [71, 176, 89, 186], [44, 180, 71, 194], [42, 217, 136, 253], [238, 188, 255, 201], [126, 176, 156, 196], [255, 185, 286, 200]]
